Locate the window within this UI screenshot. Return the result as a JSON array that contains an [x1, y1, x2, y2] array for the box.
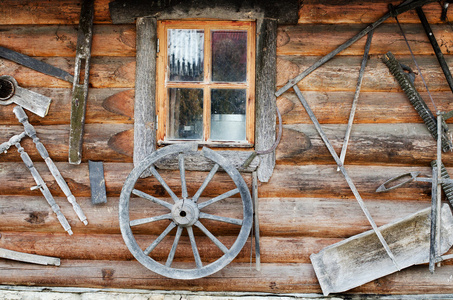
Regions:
[[156, 21, 255, 147]]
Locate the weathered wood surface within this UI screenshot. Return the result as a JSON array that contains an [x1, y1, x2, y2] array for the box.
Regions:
[[4, 88, 453, 126], [133, 17, 157, 169], [3, 122, 452, 167], [2, 55, 453, 92], [0, 260, 452, 294], [276, 55, 453, 92], [277, 23, 453, 56], [0, 0, 113, 25], [0, 57, 135, 88], [2, 0, 453, 295], [277, 91, 453, 125], [3, 23, 453, 59], [299, 1, 450, 24], [0, 195, 433, 238], [0, 0, 449, 26], [0, 25, 135, 57]]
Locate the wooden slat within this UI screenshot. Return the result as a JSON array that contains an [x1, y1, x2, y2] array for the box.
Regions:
[[0, 0, 112, 25], [0, 25, 135, 57], [276, 55, 453, 92], [0, 57, 135, 88], [298, 1, 449, 24]]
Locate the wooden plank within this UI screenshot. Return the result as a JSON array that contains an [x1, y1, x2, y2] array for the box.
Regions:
[[133, 17, 157, 169], [0, 57, 135, 88], [298, 1, 449, 24], [0, 25, 135, 57], [255, 18, 277, 182], [0, 0, 112, 25], [278, 91, 453, 125], [277, 24, 453, 57], [276, 55, 453, 92]]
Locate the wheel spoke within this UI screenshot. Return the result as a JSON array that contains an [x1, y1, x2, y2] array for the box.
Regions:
[[195, 221, 228, 254], [192, 164, 219, 203], [148, 165, 179, 203], [198, 188, 239, 210], [199, 212, 242, 226], [130, 213, 172, 227], [144, 222, 176, 255], [132, 189, 172, 210], [166, 226, 183, 267], [187, 226, 202, 268], [179, 153, 188, 199]]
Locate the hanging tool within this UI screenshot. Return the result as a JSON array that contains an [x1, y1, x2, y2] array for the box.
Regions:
[[382, 52, 452, 152], [416, 7, 453, 94], [338, 30, 373, 170], [0, 46, 74, 83], [14, 106, 88, 225], [0, 75, 51, 118], [0, 132, 73, 235], [275, 0, 436, 98], [293, 85, 400, 270], [441, 0, 453, 21], [69, 0, 94, 165]]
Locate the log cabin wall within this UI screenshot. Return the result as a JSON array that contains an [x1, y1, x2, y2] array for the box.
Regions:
[[1, 0, 453, 296]]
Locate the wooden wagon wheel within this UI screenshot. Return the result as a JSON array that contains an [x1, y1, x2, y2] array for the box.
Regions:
[[119, 143, 253, 279]]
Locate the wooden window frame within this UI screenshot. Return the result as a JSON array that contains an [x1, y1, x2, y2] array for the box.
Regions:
[[156, 20, 256, 147], [134, 14, 278, 182]]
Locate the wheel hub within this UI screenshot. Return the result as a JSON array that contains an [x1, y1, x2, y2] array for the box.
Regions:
[[171, 200, 199, 227]]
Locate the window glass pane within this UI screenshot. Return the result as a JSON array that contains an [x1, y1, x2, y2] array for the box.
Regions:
[[168, 88, 203, 140], [210, 89, 246, 141], [212, 31, 247, 83], [168, 29, 204, 82]]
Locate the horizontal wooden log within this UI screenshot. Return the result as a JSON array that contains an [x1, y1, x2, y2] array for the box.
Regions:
[[0, 57, 135, 88], [259, 165, 438, 202], [0, 124, 133, 163], [299, 1, 449, 24], [0, 161, 443, 202], [277, 23, 453, 56], [0, 88, 133, 125], [0, 25, 135, 57], [0, 260, 320, 293], [0, 0, 112, 25], [0, 194, 435, 238], [276, 55, 453, 92], [0, 0, 448, 26], [0, 259, 451, 294], [276, 123, 446, 166], [278, 91, 453, 125], [2, 121, 450, 167], [0, 231, 342, 264]]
